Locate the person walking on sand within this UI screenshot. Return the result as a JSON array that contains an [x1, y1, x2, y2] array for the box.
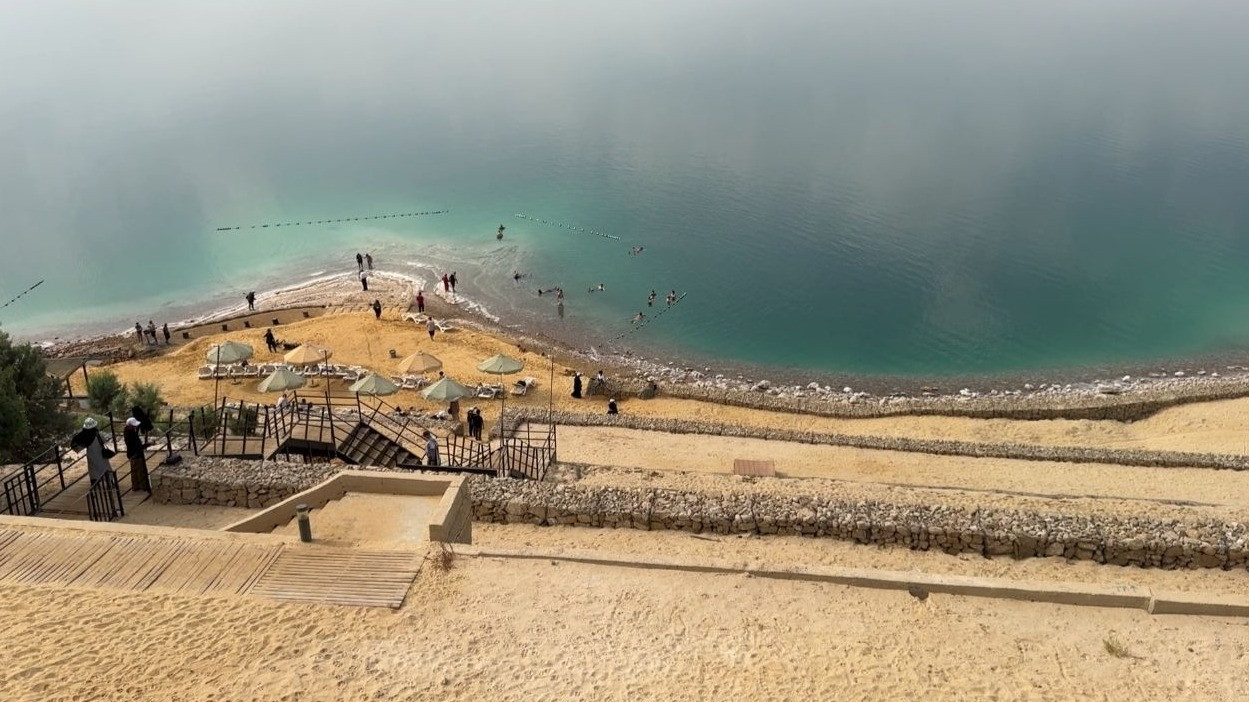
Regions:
[[450, 272, 457, 292], [416, 290, 425, 313], [607, 398, 619, 415], [427, 318, 437, 340], [571, 371, 582, 399], [365, 252, 374, 270], [245, 291, 256, 311], [360, 270, 369, 291], [442, 273, 450, 292], [423, 430, 440, 467], [264, 328, 277, 353], [134, 322, 143, 344], [161, 323, 171, 345], [356, 252, 364, 272], [371, 299, 382, 319]]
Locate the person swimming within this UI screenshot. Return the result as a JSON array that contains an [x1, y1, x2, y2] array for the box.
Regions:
[[647, 290, 656, 307], [629, 246, 645, 255], [588, 283, 605, 293], [631, 311, 645, 324]]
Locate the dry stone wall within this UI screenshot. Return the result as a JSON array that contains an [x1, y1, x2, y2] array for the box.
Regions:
[[510, 409, 1249, 471], [470, 477, 1249, 571], [151, 457, 1249, 571]]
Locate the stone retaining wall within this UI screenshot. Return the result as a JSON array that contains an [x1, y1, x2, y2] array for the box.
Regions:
[[618, 377, 1249, 422], [154, 457, 1249, 571], [471, 478, 1249, 571], [510, 409, 1249, 471]]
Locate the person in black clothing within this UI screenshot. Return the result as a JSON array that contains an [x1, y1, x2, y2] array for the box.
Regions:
[[130, 405, 154, 444], [264, 328, 277, 353], [371, 299, 382, 319], [607, 398, 619, 415], [123, 417, 150, 492], [356, 252, 364, 271], [571, 372, 582, 399], [161, 323, 171, 345], [245, 291, 256, 311], [449, 272, 458, 292]]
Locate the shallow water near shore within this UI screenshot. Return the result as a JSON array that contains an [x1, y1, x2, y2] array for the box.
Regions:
[[3, 0, 1249, 380]]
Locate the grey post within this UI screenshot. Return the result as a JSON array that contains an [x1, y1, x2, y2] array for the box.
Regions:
[[296, 503, 312, 542]]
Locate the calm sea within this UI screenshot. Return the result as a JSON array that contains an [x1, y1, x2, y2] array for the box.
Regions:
[[3, 0, 1248, 378]]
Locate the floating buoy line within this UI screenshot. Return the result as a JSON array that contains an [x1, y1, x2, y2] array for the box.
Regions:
[[514, 213, 621, 240], [612, 293, 686, 341], [0, 279, 43, 311], [215, 210, 449, 232]]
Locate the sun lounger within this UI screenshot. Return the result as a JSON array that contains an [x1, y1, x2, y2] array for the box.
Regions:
[[341, 369, 361, 382], [476, 383, 503, 399], [404, 312, 430, 324], [434, 320, 455, 333], [243, 365, 260, 377], [197, 365, 215, 380], [511, 377, 537, 396]]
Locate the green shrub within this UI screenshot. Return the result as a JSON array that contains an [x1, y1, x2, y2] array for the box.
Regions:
[[229, 405, 259, 435], [0, 329, 73, 463], [126, 381, 164, 423], [86, 370, 125, 415]]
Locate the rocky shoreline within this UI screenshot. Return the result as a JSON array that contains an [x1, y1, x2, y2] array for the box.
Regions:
[[36, 271, 1249, 419]]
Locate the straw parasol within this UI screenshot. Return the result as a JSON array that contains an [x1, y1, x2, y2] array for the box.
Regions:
[[477, 354, 524, 440], [284, 344, 332, 366], [206, 340, 253, 406], [397, 351, 442, 375], [257, 366, 305, 393], [349, 372, 400, 396]]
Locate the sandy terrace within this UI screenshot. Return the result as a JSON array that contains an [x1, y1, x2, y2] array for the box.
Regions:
[[554, 426, 1249, 521], [2, 549, 1248, 702]]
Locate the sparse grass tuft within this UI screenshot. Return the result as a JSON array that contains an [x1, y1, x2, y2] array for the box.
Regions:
[[1103, 636, 1131, 658], [427, 542, 456, 572]]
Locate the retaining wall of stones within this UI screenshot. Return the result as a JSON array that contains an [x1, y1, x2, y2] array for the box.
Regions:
[[152, 457, 1249, 571], [471, 478, 1249, 571], [605, 377, 1249, 422], [509, 409, 1249, 471]]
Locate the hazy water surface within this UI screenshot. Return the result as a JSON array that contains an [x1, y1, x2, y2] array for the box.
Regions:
[[2, 0, 1248, 377]]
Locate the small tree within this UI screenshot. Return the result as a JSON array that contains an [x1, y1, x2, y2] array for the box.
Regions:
[[0, 329, 73, 463], [86, 369, 125, 415], [126, 381, 165, 422]]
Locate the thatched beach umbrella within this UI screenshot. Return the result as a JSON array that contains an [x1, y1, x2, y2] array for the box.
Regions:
[[284, 344, 332, 366], [257, 366, 305, 393], [349, 372, 399, 397], [397, 351, 442, 375], [477, 354, 524, 439], [207, 340, 253, 406]]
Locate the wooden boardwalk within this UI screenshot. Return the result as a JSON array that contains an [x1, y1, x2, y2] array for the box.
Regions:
[[0, 526, 423, 608]]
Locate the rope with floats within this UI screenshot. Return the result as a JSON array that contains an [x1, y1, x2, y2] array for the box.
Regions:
[[215, 210, 449, 232], [612, 292, 686, 341], [0, 279, 44, 311], [513, 213, 621, 240]]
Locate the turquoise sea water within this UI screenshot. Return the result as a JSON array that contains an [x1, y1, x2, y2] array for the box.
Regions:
[[3, 1, 1249, 378]]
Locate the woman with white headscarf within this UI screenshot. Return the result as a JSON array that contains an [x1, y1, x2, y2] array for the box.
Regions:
[[70, 417, 115, 484], [123, 417, 150, 492]]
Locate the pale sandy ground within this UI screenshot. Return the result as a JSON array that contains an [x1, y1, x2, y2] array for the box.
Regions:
[[270, 492, 442, 547], [119, 501, 256, 530], [2, 554, 1248, 702], [474, 522, 1249, 597], [554, 426, 1249, 522]]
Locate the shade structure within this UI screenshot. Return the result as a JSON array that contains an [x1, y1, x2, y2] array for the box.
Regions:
[[476, 354, 524, 375], [257, 367, 305, 393], [284, 344, 332, 366], [349, 372, 400, 396], [206, 340, 253, 365], [397, 351, 442, 375], [421, 376, 473, 402]]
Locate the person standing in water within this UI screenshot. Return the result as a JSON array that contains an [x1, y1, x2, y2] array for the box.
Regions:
[[647, 290, 656, 307], [442, 273, 450, 292], [450, 272, 457, 292], [365, 252, 374, 270], [356, 252, 364, 271], [497, 224, 505, 240]]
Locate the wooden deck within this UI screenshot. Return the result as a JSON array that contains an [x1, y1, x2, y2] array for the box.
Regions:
[[732, 458, 777, 477], [0, 526, 423, 608]]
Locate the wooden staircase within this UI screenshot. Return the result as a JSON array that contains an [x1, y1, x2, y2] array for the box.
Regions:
[[337, 423, 423, 469]]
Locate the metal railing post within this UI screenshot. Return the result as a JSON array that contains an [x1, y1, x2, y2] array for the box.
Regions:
[[107, 411, 119, 453], [55, 445, 65, 489]]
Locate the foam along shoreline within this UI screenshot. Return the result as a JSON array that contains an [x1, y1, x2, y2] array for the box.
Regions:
[[36, 265, 1249, 416]]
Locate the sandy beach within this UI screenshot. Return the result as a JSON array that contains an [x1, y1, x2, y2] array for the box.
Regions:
[[15, 271, 1249, 700]]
